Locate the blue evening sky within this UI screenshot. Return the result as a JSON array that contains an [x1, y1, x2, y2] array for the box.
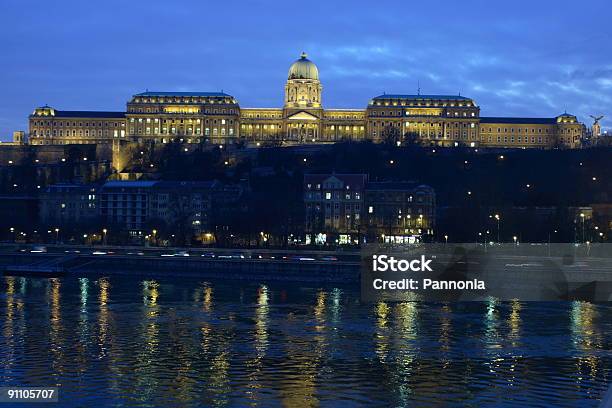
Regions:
[[1, 0, 611, 140]]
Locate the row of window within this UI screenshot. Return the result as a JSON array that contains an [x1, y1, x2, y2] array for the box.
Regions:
[[371, 110, 477, 118], [130, 118, 233, 125], [129, 107, 237, 114], [31, 121, 122, 127], [132, 97, 234, 104], [372, 101, 475, 108]]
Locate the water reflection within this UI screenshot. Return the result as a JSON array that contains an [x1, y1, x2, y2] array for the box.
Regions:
[[0, 275, 609, 407]]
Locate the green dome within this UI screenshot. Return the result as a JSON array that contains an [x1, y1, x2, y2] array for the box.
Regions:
[[288, 52, 319, 80]]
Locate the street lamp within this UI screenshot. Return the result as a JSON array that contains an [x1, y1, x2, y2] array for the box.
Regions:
[[152, 229, 157, 246], [102, 228, 107, 245], [444, 235, 448, 244], [580, 213, 585, 243], [494, 214, 501, 243], [513, 235, 518, 246], [54, 228, 60, 243]]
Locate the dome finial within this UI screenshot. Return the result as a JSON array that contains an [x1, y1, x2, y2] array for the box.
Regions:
[[300, 51, 308, 59]]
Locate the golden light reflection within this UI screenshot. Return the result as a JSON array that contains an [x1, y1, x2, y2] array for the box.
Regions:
[[245, 284, 270, 404], [278, 288, 327, 407], [508, 300, 522, 341], [142, 280, 160, 313], [97, 277, 110, 359], [570, 301, 601, 382], [439, 304, 452, 354], [395, 302, 418, 340], [376, 301, 390, 328], [374, 301, 391, 365], [1, 277, 16, 372], [255, 285, 269, 353], [314, 290, 327, 332], [48, 278, 64, 377], [203, 286, 213, 313]]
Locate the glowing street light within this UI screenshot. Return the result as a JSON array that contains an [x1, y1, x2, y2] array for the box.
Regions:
[[494, 214, 501, 243]]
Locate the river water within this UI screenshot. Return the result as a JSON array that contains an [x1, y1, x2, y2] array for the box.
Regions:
[[0, 274, 610, 407]]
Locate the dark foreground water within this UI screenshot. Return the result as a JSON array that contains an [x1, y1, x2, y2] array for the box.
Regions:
[[0, 274, 610, 407]]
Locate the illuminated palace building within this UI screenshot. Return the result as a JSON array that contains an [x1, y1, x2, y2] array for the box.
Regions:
[[28, 53, 584, 149]]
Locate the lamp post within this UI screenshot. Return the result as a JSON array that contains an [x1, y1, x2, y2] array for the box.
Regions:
[[9, 227, 15, 242], [152, 229, 157, 246], [102, 228, 107, 245], [580, 213, 585, 243], [444, 235, 448, 245], [54, 228, 60, 244], [494, 214, 501, 243]]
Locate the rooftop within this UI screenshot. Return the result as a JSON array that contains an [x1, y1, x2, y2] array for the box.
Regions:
[[480, 117, 557, 124], [304, 174, 368, 188], [32, 110, 126, 118], [373, 94, 471, 101], [134, 91, 232, 97]]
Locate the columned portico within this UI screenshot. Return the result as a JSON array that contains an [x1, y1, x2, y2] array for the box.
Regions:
[[284, 110, 321, 142]]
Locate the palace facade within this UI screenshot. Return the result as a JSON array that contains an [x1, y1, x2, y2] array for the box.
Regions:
[[28, 52, 585, 149]]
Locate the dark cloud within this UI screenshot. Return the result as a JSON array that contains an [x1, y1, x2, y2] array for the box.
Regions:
[[1, 0, 611, 140]]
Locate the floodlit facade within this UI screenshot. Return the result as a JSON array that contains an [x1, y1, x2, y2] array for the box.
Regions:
[[27, 53, 584, 149]]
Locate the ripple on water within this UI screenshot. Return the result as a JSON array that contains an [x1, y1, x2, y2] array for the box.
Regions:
[[0, 276, 609, 407]]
